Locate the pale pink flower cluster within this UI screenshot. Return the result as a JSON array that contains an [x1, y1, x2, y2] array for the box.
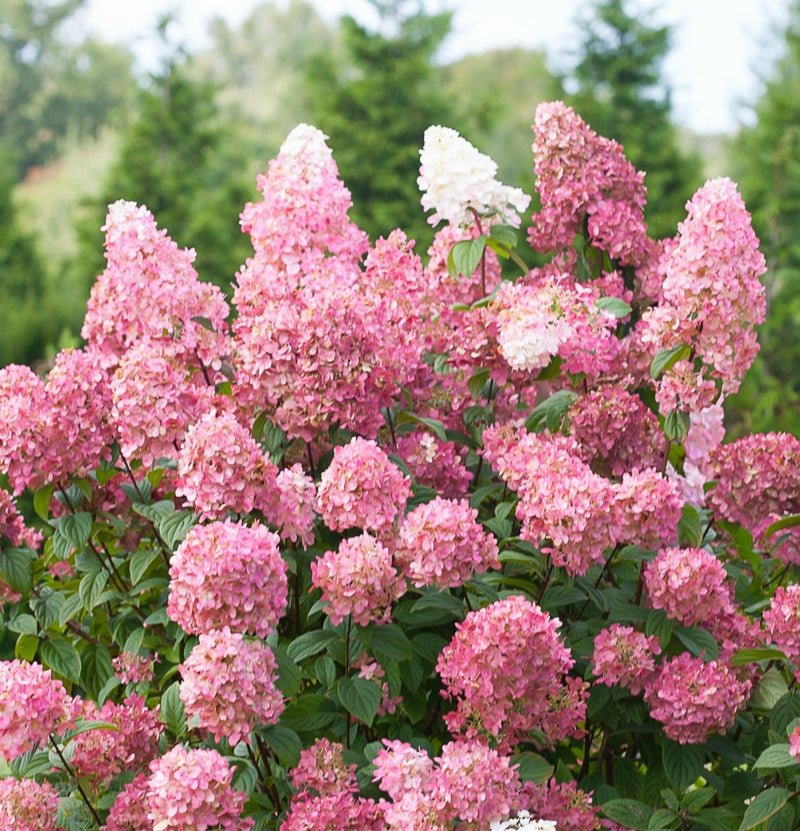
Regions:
[[82, 199, 231, 371], [643, 653, 751, 744], [69, 694, 162, 791], [520, 779, 600, 831], [112, 650, 157, 685], [103, 773, 150, 831], [591, 624, 661, 696], [0, 777, 61, 831], [175, 407, 279, 519], [670, 402, 726, 505], [418, 125, 531, 228], [310, 533, 406, 626], [491, 812, 557, 831], [0, 486, 42, 549], [614, 469, 684, 551], [0, 659, 70, 759], [707, 432, 800, 562], [167, 519, 287, 637], [529, 101, 649, 266], [394, 431, 472, 499], [179, 626, 284, 745], [568, 385, 663, 478], [272, 464, 318, 547], [146, 745, 254, 831], [644, 547, 734, 627], [373, 738, 520, 830], [316, 438, 411, 535], [110, 339, 215, 468], [763, 584, 800, 665], [394, 496, 500, 588], [290, 738, 357, 798], [436, 595, 583, 749], [643, 178, 766, 401]]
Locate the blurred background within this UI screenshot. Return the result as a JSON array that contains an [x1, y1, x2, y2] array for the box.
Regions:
[[1, 0, 798, 435]]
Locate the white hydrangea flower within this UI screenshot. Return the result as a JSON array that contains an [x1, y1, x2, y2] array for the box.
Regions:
[[490, 811, 557, 831], [418, 125, 531, 228]]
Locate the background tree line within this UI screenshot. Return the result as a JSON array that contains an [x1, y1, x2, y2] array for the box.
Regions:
[[1, 0, 797, 435]]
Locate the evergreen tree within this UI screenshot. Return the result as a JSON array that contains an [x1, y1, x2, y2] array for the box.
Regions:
[[305, 0, 453, 248], [564, 0, 702, 239]]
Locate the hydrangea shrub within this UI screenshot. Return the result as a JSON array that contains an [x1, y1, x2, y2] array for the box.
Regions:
[[0, 101, 798, 830]]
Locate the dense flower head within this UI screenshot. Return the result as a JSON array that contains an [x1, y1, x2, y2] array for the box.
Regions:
[[520, 779, 600, 831], [272, 463, 318, 547], [146, 745, 254, 831], [394, 431, 473, 499], [0, 777, 61, 831], [310, 533, 406, 626], [418, 125, 531, 228], [763, 584, 800, 664], [112, 651, 157, 685], [437, 595, 581, 749], [179, 627, 284, 745], [529, 101, 648, 265], [0, 486, 42, 549], [707, 432, 800, 562], [316, 438, 411, 534], [568, 385, 663, 478], [102, 773, 150, 831], [671, 402, 726, 505], [643, 653, 751, 744], [111, 338, 215, 468], [82, 199, 231, 370], [0, 659, 70, 759], [491, 812, 557, 831], [591, 624, 661, 695], [290, 738, 358, 798], [175, 407, 279, 519], [394, 496, 500, 588], [644, 547, 734, 627], [614, 468, 684, 550], [280, 792, 386, 831], [167, 519, 287, 637]]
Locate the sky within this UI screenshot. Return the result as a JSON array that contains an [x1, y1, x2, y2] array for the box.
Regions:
[[75, 0, 791, 134]]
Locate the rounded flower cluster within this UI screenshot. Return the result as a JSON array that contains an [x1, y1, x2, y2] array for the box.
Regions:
[[0, 777, 61, 831], [491, 812, 557, 831], [763, 584, 800, 664], [103, 773, 150, 831], [436, 595, 581, 749], [176, 407, 279, 519], [0, 659, 70, 759], [418, 125, 531, 228], [394, 496, 500, 588], [394, 431, 472, 499], [707, 432, 800, 562], [643, 653, 751, 744], [614, 469, 684, 551], [316, 438, 411, 535], [644, 547, 734, 627], [280, 792, 386, 831], [0, 486, 42, 549], [112, 651, 157, 685], [167, 519, 287, 637], [179, 627, 284, 745], [290, 738, 358, 798], [591, 624, 661, 695], [310, 533, 406, 626], [146, 745, 254, 831], [271, 464, 318, 547], [520, 779, 600, 831], [673, 403, 726, 506]]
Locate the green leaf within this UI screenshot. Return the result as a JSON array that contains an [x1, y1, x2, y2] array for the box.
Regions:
[[601, 798, 654, 830], [468, 367, 491, 401], [764, 514, 800, 540], [394, 411, 448, 443], [58, 593, 86, 629], [738, 787, 792, 830], [15, 632, 39, 662], [525, 389, 578, 434], [409, 592, 465, 622], [663, 739, 704, 791], [129, 547, 163, 587], [0, 547, 36, 594], [677, 504, 703, 548], [6, 613, 37, 635], [645, 609, 674, 650], [315, 656, 337, 688], [78, 569, 109, 612], [753, 744, 798, 770], [513, 751, 554, 784], [337, 676, 382, 727], [156, 510, 197, 551], [41, 638, 81, 684], [673, 626, 719, 660], [364, 623, 413, 662], [448, 235, 487, 279], [753, 666, 791, 710], [160, 681, 186, 738], [286, 630, 337, 663], [280, 694, 337, 733], [664, 410, 691, 443], [731, 648, 787, 667], [489, 224, 518, 248], [650, 344, 692, 380], [33, 483, 54, 521], [771, 692, 800, 734], [59, 512, 93, 549], [259, 724, 302, 768], [596, 296, 633, 318]]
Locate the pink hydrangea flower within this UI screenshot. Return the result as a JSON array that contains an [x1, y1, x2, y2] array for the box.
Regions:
[[175, 407, 279, 519], [103, 773, 150, 831], [271, 464, 318, 547], [672, 402, 726, 506], [644, 547, 734, 627], [290, 738, 358, 798], [491, 812, 557, 831], [280, 792, 386, 831], [591, 624, 661, 695], [614, 469, 684, 550], [310, 533, 406, 627], [179, 627, 284, 745], [316, 438, 411, 535], [0, 777, 61, 830], [146, 745, 254, 831], [0, 487, 42, 549], [436, 595, 582, 750], [112, 651, 157, 685], [643, 653, 751, 744], [0, 659, 70, 759], [394, 431, 472, 499], [763, 584, 800, 664], [520, 779, 601, 831], [167, 519, 287, 637], [394, 497, 500, 588], [789, 724, 800, 760]]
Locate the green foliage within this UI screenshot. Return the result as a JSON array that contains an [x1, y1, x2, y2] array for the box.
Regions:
[[564, 0, 703, 239]]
